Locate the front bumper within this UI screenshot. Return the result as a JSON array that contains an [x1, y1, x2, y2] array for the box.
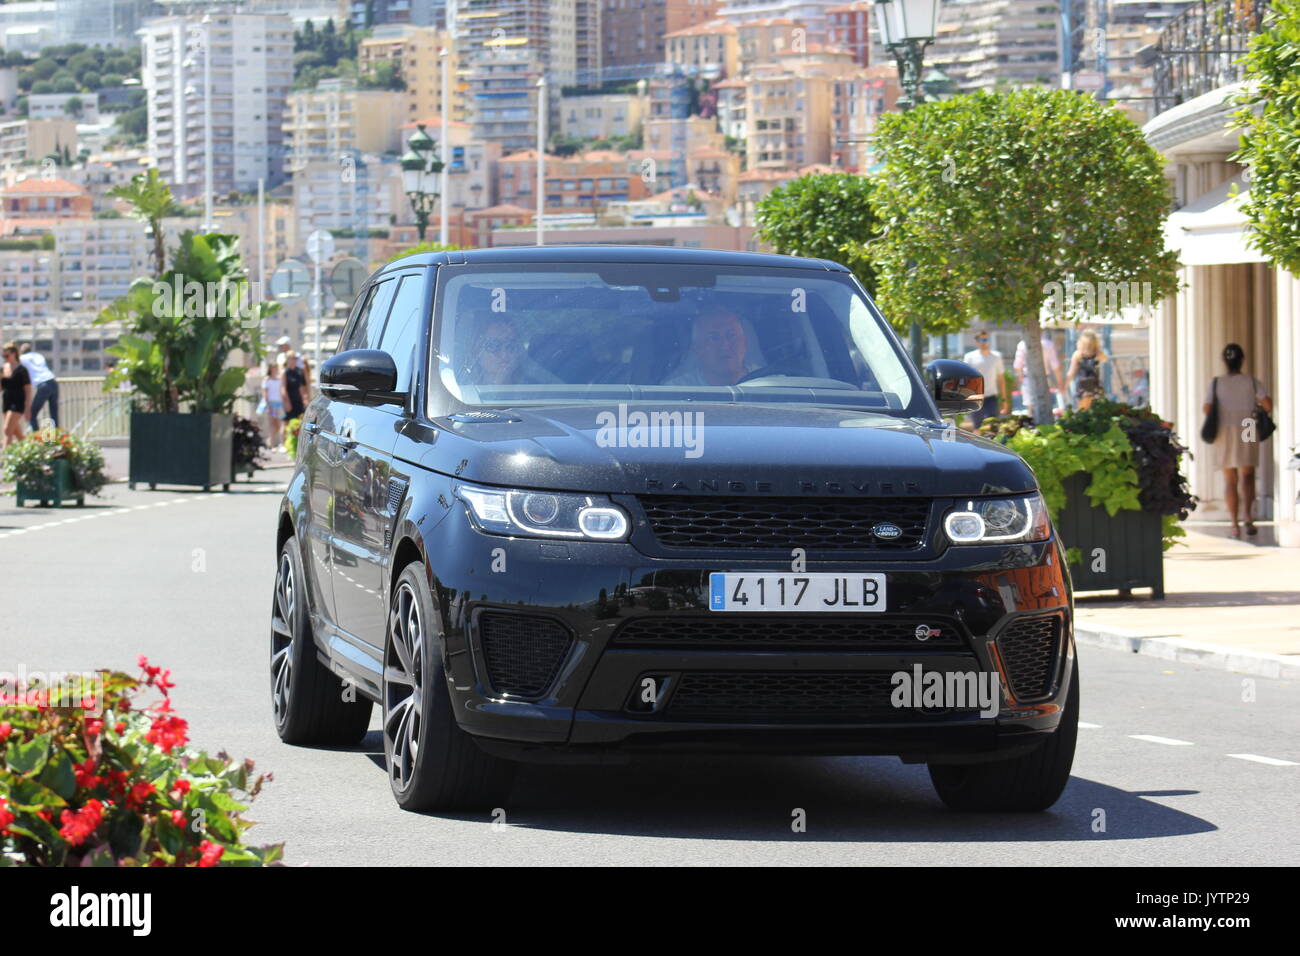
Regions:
[[431, 508, 1075, 765]]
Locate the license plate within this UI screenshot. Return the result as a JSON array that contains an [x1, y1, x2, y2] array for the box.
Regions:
[[708, 573, 886, 612]]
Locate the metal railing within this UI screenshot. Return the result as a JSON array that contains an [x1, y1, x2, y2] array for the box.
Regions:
[[55, 377, 131, 440], [38, 377, 261, 441], [1151, 0, 1270, 114]]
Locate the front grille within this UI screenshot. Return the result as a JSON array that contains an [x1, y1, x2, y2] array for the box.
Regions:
[[638, 496, 930, 550], [477, 612, 573, 699], [665, 670, 973, 723], [996, 615, 1061, 701], [613, 615, 965, 650]]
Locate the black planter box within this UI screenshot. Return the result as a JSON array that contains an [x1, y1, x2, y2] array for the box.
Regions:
[[1057, 472, 1164, 599], [128, 412, 234, 491]]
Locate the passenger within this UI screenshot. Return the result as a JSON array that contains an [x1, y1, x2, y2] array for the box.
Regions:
[[464, 314, 561, 386], [663, 307, 751, 386]]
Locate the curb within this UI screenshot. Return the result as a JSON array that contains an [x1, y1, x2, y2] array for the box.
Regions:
[[1076, 626, 1300, 681]]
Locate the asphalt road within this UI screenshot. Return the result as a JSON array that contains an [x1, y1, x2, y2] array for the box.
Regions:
[[2, 473, 1297, 866]]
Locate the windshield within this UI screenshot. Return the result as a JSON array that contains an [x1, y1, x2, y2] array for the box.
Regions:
[[431, 263, 920, 414]]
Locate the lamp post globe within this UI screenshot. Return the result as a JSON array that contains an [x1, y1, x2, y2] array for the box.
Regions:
[[402, 124, 443, 242]]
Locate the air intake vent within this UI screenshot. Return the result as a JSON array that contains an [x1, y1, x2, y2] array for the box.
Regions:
[[477, 612, 574, 700], [996, 615, 1062, 702], [614, 616, 965, 650]]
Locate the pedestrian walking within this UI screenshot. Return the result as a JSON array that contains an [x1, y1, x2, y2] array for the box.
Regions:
[[1, 341, 32, 447], [1202, 343, 1273, 539], [962, 328, 1009, 427], [279, 350, 309, 422], [261, 362, 285, 449], [19, 342, 58, 430], [277, 336, 311, 391], [1066, 329, 1108, 411], [1014, 330, 1066, 420]]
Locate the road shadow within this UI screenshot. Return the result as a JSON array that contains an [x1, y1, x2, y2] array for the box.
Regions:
[[357, 733, 1213, 843]]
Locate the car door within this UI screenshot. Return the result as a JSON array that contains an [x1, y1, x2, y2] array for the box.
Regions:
[[330, 269, 427, 650]]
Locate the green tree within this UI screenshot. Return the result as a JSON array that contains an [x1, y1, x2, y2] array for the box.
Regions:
[[1232, 0, 1300, 273], [116, 106, 147, 142], [387, 240, 463, 263], [109, 168, 180, 276], [755, 172, 880, 295], [869, 88, 1179, 423]]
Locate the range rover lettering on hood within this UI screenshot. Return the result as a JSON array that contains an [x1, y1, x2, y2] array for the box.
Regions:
[[643, 478, 926, 495]]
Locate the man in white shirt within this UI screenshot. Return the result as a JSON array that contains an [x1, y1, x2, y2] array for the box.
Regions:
[[962, 329, 1009, 426], [19, 344, 57, 430]]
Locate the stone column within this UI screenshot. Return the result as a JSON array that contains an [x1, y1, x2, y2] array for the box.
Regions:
[[1275, 268, 1300, 545]]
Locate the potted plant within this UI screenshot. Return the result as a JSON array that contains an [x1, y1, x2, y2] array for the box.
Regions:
[[3, 428, 108, 507], [231, 414, 268, 480], [97, 171, 277, 492], [978, 400, 1196, 598]]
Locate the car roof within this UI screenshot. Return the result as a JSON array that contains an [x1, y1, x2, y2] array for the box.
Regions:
[[376, 245, 851, 276]]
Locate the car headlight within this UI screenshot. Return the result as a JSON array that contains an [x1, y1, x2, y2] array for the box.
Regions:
[[944, 493, 1051, 544], [455, 483, 630, 541]]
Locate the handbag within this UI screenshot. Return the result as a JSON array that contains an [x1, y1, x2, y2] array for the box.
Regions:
[[1253, 382, 1276, 441], [1201, 377, 1219, 442]]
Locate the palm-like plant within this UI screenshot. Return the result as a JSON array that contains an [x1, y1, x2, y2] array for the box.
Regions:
[[109, 168, 179, 276]]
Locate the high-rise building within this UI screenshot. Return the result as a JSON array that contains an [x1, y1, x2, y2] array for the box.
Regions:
[[601, 0, 722, 73], [826, 2, 872, 67], [357, 25, 467, 124], [284, 78, 407, 171], [140, 13, 294, 200], [927, 0, 1062, 92], [716, 0, 847, 44]]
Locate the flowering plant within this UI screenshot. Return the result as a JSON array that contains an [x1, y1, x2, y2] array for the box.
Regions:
[[0, 658, 282, 867], [283, 416, 303, 460], [1, 427, 108, 497]]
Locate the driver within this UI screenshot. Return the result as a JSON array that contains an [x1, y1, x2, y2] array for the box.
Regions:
[[663, 307, 751, 386]]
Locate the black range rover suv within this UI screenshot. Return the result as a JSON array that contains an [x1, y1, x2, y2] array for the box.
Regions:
[[270, 247, 1077, 813]]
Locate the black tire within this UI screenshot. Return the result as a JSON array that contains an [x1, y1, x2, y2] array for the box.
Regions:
[[271, 537, 372, 746], [383, 561, 516, 812], [929, 658, 1079, 812]]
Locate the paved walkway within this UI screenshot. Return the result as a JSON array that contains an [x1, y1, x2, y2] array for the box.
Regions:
[[1075, 527, 1300, 677]]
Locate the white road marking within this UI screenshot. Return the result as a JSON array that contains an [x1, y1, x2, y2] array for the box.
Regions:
[[1226, 753, 1298, 767], [1078, 721, 1103, 729], [1130, 734, 1194, 746]]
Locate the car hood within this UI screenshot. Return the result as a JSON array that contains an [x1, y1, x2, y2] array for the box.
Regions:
[[413, 403, 1037, 497]]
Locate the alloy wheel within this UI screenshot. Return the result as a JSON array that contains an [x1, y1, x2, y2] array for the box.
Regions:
[[270, 552, 295, 725], [384, 581, 425, 793]]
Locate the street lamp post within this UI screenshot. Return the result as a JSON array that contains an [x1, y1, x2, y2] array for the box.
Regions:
[[401, 124, 443, 242], [874, 0, 942, 366]]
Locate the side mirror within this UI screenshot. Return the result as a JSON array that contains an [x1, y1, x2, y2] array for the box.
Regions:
[[320, 349, 405, 407], [925, 359, 984, 417]]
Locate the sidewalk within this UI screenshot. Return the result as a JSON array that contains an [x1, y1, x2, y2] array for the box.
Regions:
[[1074, 528, 1300, 679]]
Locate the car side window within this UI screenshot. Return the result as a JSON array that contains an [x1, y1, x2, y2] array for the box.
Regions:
[[344, 279, 397, 353], [377, 274, 426, 393]]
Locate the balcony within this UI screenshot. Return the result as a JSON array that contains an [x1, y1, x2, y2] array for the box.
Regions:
[[1147, 0, 1270, 115]]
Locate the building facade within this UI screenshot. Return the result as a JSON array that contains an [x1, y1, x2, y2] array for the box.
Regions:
[[140, 13, 293, 199]]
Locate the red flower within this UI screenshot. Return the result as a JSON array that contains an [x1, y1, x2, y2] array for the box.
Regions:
[[169, 779, 191, 801], [114, 722, 125, 734], [171, 809, 186, 828], [85, 718, 103, 738], [0, 721, 11, 742], [145, 713, 188, 754], [0, 796, 13, 834], [74, 758, 102, 790], [197, 841, 224, 867], [37, 809, 52, 822], [126, 780, 156, 809], [58, 799, 104, 847]]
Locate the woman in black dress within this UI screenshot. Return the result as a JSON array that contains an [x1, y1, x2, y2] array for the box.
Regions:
[[2, 341, 32, 447]]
